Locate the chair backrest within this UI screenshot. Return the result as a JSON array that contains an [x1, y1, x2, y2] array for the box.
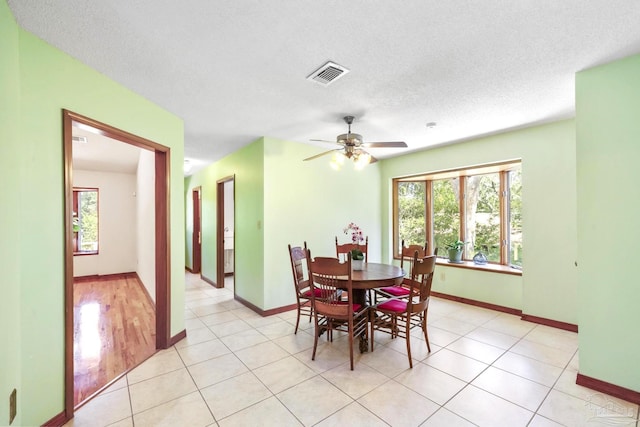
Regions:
[[399, 239, 427, 280], [288, 242, 309, 296], [307, 250, 353, 319], [335, 236, 368, 263], [407, 255, 437, 314]]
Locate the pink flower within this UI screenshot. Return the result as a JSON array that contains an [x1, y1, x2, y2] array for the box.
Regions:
[[343, 223, 364, 244]]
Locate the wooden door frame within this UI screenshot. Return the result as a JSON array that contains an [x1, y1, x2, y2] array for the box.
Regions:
[[63, 110, 172, 417], [216, 176, 235, 289], [192, 186, 202, 274]]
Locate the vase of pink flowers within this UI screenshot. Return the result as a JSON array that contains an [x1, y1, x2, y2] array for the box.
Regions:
[[343, 222, 365, 270]]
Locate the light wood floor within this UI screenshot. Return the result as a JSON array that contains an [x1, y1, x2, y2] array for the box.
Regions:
[[73, 273, 156, 406]]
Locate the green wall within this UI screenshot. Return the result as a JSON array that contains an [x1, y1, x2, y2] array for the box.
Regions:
[[380, 120, 578, 323], [576, 54, 640, 392], [185, 137, 382, 311], [0, 2, 22, 425], [1, 2, 186, 423]]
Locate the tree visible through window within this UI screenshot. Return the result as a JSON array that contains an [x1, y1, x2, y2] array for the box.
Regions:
[[73, 188, 98, 254], [394, 162, 522, 269]]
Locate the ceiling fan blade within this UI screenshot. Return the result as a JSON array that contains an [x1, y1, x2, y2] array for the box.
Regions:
[[310, 139, 338, 144], [303, 149, 340, 161], [363, 141, 408, 148]]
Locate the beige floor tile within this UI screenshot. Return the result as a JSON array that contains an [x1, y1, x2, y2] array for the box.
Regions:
[[553, 369, 639, 414], [471, 366, 550, 411], [426, 326, 462, 347], [296, 340, 358, 373], [445, 385, 534, 426], [358, 380, 439, 426], [129, 368, 197, 414], [464, 327, 520, 350], [567, 351, 579, 372], [132, 391, 214, 427], [234, 340, 290, 369], [243, 313, 283, 328], [175, 327, 217, 349], [423, 348, 488, 382], [527, 414, 565, 426], [217, 396, 302, 427], [492, 351, 562, 387], [446, 305, 500, 326], [420, 408, 476, 426], [385, 333, 437, 362], [321, 361, 390, 399], [220, 329, 269, 352], [187, 353, 248, 389], [446, 336, 506, 364], [176, 338, 231, 366], [104, 375, 129, 393], [127, 349, 185, 384], [395, 363, 467, 406], [272, 330, 315, 354], [314, 402, 388, 427], [277, 376, 352, 426], [482, 314, 536, 338], [252, 356, 317, 394], [537, 389, 600, 426], [185, 317, 208, 331], [68, 387, 132, 427], [256, 319, 297, 339], [200, 372, 272, 420], [430, 317, 478, 336], [523, 325, 578, 354], [199, 311, 240, 327], [208, 319, 253, 338], [360, 345, 413, 377], [509, 339, 574, 369]]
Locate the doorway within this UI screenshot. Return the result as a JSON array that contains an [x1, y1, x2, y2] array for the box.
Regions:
[[63, 110, 172, 417], [216, 176, 235, 291], [192, 187, 202, 274]]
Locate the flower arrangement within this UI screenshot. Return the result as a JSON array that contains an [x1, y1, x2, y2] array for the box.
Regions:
[[343, 222, 365, 260]]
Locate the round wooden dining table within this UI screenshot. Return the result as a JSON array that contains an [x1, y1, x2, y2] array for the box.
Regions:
[[336, 262, 405, 353], [347, 262, 405, 306]]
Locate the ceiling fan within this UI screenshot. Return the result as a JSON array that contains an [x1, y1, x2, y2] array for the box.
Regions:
[[304, 116, 407, 168]]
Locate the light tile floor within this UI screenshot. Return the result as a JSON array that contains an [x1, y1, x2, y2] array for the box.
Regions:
[[65, 273, 639, 427]]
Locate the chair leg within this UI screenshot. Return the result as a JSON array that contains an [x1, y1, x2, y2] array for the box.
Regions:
[[311, 314, 319, 361], [348, 319, 354, 371], [405, 316, 413, 368], [369, 310, 375, 352], [294, 304, 301, 334], [422, 315, 431, 353]]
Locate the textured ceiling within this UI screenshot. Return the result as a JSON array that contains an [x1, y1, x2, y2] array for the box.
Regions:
[[8, 1, 640, 175]]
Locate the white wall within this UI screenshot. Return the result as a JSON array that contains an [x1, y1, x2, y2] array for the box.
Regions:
[[73, 169, 137, 276], [136, 150, 156, 301]]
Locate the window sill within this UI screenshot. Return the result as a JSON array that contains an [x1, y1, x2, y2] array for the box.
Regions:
[[74, 251, 98, 256], [435, 258, 522, 276]]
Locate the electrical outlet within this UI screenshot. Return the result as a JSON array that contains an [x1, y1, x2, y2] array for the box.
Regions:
[[9, 389, 16, 425]]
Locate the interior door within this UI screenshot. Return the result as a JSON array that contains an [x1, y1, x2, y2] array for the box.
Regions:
[[192, 187, 202, 274]]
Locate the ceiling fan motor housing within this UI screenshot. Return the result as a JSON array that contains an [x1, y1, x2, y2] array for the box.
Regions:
[[337, 133, 363, 146]]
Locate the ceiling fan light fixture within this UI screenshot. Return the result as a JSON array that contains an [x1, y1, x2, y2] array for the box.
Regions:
[[353, 152, 371, 170]]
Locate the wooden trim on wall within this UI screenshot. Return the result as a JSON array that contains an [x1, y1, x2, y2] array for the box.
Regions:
[[234, 294, 298, 317], [155, 149, 170, 349], [576, 373, 640, 405], [42, 410, 68, 427], [169, 329, 187, 347], [520, 314, 578, 333], [431, 291, 522, 316], [201, 274, 217, 287]]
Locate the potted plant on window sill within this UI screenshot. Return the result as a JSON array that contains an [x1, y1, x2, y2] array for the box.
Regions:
[[445, 240, 465, 263]]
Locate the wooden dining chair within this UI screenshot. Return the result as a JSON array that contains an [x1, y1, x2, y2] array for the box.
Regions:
[[370, 254, 436, 368], [376, 240, 427, 300], [287, 242, 315, 334], [307, 250, 369, 370], [335, 236, 368, 263]]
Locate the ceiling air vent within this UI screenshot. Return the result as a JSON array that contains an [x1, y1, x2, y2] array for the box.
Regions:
[[72, 136, 88, 143], [306, 61, 349, 86]]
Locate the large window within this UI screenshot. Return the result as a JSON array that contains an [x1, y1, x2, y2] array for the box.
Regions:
[[73, 188, 99, 254], [394, 161, 521, 270]]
